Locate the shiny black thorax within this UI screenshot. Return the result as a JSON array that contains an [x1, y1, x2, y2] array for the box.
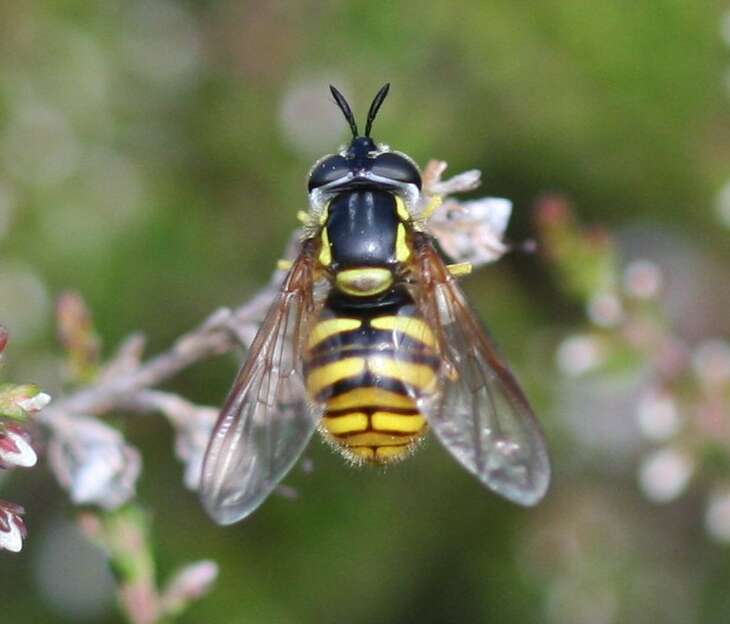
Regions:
[[325, 189, 398, 269], [307, 107, 421, 302]]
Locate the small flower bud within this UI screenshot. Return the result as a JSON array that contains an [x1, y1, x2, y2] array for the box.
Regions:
[[0, 326, 8, 355], [587, 291, 624, 328], [556, 334, 605, 376], [692, 339, 730, 387], [161, 560, 218, 616], [705, 488, 730, 543], [56, 291, 101, 382], [0, 384, 50, 420], [534, 194, 571, 228], [714, 179, 730, 229], [623, 259, 662, 299], [16, 392, 51, 414]]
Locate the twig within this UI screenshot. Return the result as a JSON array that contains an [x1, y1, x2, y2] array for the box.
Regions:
[[38, 232, 301, 429]]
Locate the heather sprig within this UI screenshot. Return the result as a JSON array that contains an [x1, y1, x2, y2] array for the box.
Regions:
[[0, 325, 50, 553], [537, 196, 730, 540]]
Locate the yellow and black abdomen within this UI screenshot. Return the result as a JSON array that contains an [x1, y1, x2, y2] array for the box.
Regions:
[[304, 291, 439, 464]]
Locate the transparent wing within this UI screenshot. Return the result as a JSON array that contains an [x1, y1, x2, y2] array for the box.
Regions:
[[409, 237, 550, 506], [200, 242, 325, 524]]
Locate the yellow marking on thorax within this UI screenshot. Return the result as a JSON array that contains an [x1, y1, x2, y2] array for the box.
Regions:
[[319, 227, 332, 266], [395, 223, 410, 262], [323, 412, 368, 435], [371, 412, 426, 433], [370, 316, 436, 348], [327, 387, 415, 411], [307, 318, 361, 350], [395, 195, 410, 221], [306, 357, 365, 396], [368, 356, 437, 392], [336, 267, 393, 297]]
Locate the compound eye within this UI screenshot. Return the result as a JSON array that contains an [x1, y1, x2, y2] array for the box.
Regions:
[[308, 155, 350, 191], [371, 152, 422, 189]]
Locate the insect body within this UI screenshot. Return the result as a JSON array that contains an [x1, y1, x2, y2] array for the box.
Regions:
[[201, 84, 550, 525], [306, 289, 438, 463]]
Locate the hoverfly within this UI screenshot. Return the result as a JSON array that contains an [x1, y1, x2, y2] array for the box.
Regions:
[[201, 84, 550, 524]]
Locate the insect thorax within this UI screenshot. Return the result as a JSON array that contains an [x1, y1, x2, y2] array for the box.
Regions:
[[316, 189, 412, 298]]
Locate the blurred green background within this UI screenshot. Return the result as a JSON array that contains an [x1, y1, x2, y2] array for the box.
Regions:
[[1, 1, 730, 623]]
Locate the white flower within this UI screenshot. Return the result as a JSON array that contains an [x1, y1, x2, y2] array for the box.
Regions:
[[16, 391, 51, 414], [47, 416, 141, 510], [587, 292, 624, 328], [0, 427, 37, 468], [0, 521, 23, 552], [556, 334, 605, 376], [429, 197, 512, 267], [692, 339, 730, 387], [623, 259, 662, 299], [638, 447, 693, 503], [0, 502, 27, 553], [635, 388, 681, 442], [68, 446, 139, 507]]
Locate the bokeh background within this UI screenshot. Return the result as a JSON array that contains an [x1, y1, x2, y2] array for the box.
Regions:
[[1, 1, 730, 623]]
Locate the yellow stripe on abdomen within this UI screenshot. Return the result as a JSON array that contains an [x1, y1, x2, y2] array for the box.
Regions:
[[306, 357, 365, 396], [370, 315, 436, 348], [322, 412, 368, 435], [305, 306, 438, 465], [371, 412, 425, 433], [326, 387, 415, 411], [307, 318, 361, 350], [368, 356, 437, 392]]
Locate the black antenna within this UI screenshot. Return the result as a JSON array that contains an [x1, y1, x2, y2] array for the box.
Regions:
[[329, 85, 358, 138], [364, 83, 390, 137]]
